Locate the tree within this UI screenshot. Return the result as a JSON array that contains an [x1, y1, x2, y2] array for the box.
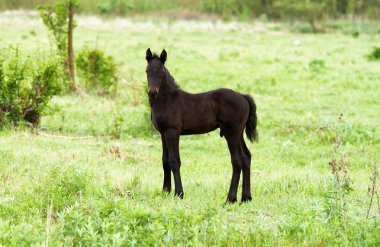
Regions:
[[274, 0, 326, 33], [38, 0, 80, 92]]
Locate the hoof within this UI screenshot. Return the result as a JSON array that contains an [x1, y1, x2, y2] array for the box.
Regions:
[[241, 196, 252, 203], [175, 191, 184, 199], [162, 186, 171, 193], [226, 197, 237, 204]]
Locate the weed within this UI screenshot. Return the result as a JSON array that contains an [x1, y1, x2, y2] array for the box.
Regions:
[[109, 103, 124, 139], [324, 114, 353, 229], [366, 162, 380, 219], [38, 163, 91, 212]]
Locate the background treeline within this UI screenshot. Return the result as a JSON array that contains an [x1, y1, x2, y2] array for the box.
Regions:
[[1, 0, 380, 20]]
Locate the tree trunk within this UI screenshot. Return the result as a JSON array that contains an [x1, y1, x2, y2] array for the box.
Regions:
[[68, 2, 76, 92], [309, 19, 317, 33], [338, 0, 349, 15]]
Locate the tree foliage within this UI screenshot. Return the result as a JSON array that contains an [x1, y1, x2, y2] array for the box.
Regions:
[[37, 0, 79, 91], [38, 1, 68, 53]]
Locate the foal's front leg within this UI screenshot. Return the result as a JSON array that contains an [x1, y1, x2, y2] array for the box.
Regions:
[[164, 130, 184, 198], [161, 134, 171, 193]]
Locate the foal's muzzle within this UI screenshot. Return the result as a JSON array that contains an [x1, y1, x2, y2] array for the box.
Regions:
[[148, 86, 159, 99]]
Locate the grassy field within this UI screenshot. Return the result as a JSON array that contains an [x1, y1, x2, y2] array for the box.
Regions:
[[1, 11, 380, 245]]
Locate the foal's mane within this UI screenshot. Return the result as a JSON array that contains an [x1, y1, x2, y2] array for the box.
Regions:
[[150, 53, 161, 60], [165, 68, 180, 89]]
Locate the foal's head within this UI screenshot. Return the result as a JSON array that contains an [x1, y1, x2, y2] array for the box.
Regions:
[[145, 48, 167, 98]]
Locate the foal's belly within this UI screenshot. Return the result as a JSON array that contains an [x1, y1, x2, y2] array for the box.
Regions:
[[180, 124, 219, 135], [180, 116, 219, 135]]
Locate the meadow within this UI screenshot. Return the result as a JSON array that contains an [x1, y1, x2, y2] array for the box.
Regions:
[[0, 11, 380, 245]]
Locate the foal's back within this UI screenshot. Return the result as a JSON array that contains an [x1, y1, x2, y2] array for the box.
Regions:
[[177, 88, 249, 135]]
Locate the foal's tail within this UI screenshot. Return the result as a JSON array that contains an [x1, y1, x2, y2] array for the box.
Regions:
[[243, 94, 258, 142]]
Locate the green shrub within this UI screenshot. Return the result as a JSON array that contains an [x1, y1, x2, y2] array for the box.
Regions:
[[352, 31, 360, 38], [0, 45, 65, 127], [367, 47, 380, 61], [76, 46, 118, 95], [309, 59, 325, 73]]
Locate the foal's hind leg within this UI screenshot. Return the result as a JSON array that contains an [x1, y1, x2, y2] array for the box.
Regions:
[[241, 137, 252, 202], [161, 134, 171, 193], [225, 132, 243, 203]]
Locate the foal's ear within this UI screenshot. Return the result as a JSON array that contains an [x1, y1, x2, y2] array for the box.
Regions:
[[160, 49, 167, 64], [146, 48, 153, 62]]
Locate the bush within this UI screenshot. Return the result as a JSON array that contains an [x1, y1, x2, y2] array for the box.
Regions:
[[367, 47, 380, 61], [76, 46, 118, 95], [0, 45, 65, 128]]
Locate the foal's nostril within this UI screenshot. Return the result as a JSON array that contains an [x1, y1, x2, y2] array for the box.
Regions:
[[148, 88, 159, 98]]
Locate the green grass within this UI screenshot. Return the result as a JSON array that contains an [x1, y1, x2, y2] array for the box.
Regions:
[[1, 12, 380, 245]]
